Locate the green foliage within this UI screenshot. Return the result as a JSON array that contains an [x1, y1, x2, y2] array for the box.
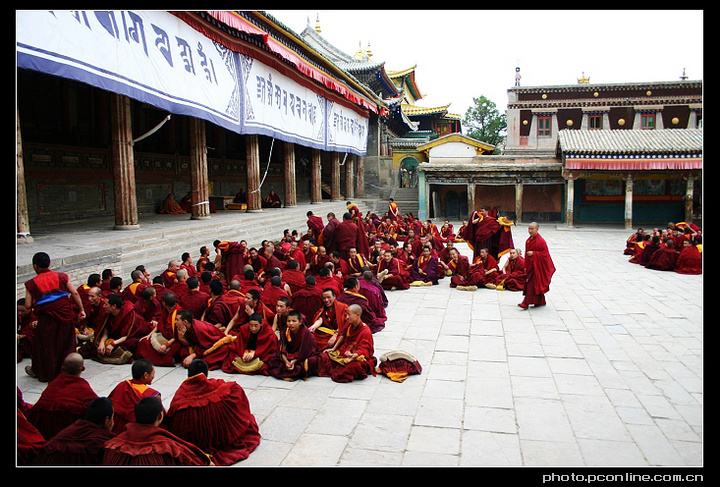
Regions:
[[462, 96, 507, 151]]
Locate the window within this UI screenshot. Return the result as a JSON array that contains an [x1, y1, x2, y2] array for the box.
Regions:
[[641, 113, 655, 129], [588, 114, 603, 129], [537, 116, 552, 137]]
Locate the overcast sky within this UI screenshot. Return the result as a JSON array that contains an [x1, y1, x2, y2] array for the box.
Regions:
[[266, 9, 704, 119]]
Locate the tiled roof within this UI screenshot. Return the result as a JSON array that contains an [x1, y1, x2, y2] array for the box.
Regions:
[[557, 128, 702, 154]]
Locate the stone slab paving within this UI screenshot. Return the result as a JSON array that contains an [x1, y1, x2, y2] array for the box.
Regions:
[[17, 222, 703, 468]]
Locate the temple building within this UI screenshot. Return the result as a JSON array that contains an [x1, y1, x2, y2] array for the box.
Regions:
[[17, 10, 382, 240], [417, 73, 702, 227]]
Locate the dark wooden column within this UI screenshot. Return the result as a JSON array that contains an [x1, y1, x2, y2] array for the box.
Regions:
[[311, 148, 322, 204], [246, 134, 262, 212], [17, 108, 33, 243], [344, 153, 355, 200], [331, 152, 341, 201], [283, 141, 297, 207], [110, 93, 139, 230], [355, 155, 365, 198], [189, 117, 210, 220]]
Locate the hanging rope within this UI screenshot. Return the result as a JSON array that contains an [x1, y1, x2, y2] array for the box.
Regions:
[[132, 114, 171, 144], [251, 137, 274, 194]]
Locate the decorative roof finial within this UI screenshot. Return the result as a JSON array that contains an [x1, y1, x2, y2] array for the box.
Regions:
[[578, 72, 590, 84], [515, 65, 521, 87], [366, 41, 373, 60], [315, 13, 321, 33], [680, 67, 688, 80]]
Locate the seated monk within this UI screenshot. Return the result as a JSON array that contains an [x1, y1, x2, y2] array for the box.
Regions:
[[447, 248, 471, 288], [637, 235, 661, 266], [107, 359, 162, 434], [102, 396, 212, 466], [629, 235, 650, 264], [166, 359, 260, 466], [134, 292, 183, 367], [410, 245, 440, 286], [175, 309, 236, 370], [262, 190, 282, 208], [158, 193, 186, 214], [222, 313, 278, 375], [496, 248, 526, 291], [317, 304, 378, 383], [310, 288, 349, 352], [26, 353, 98, 440], [291, 275, 324, 324], [674, 239, 702, 275], [267, 310, 319, 381], [225, 289, 274, 336], [645, 239, 680, 271], [93, 294, 148, 364], [178, 276, 210, 319], [32, 397, 116, 466], [475, 248, 501, 289], [376, 250, 410, 291], [202, 279, 235, 329]]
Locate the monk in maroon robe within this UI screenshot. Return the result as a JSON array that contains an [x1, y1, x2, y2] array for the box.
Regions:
[[216, 240, 247, 285], [464, 206, 501, 260], [359, 272, 387, 331], [519, 223, 556, 309], [497, 249, 526, 291], [176, 310, 236, 370], [411, 246, 441, 285], [178, 276, 210, 319], [26, 353, 98, 440], [134, 292, 182, 367], [93, 294, 148, 363], [337, 278, 379, 332], [317, 304, 377, 383], [291, 276, 325, 324], [282, 260, 307, 296], [267, 310, 319, 380], [310, 289, 349, 351], [32, 397, 115, 466], [320, 213, 341, 254], [645, 239, 680, 271], [167, 359, 260, 465], [377, 251, 410, 290], [628, 235, 650, 264], [222, 314, 278, 375], [225, 289, 275, 336], [335, 213, 361, 261], [674, 240, 702, 275], [107, 359, 162, 434], [24, 252, 85, 383], [103, 396, 211, 466], [133, 286, 161, 326], [447, 248, 471, 288], [306, 211, 325, 244], [202, 280, 234, 328], [637, 236, 661, 266]]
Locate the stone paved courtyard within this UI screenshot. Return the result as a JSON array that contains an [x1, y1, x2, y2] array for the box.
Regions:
[[17, 222, 703, 467]]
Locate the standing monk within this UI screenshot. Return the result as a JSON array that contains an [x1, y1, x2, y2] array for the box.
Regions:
[[24, 252, 85, 383], [464, 206, 501, 260], [388, 198, 400, 222], [519, 223, 556, 309], [306, 211, 325, 244]]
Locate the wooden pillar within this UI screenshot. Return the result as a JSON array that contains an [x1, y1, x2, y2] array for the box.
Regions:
[[565, 176, 575, 228], [246, 134, 262, 212], [624, 174, 633, 229], [283, 141, 297, 207], [355, 155, 365, 198], [17, 108, 33, 243], [345, 153, 355, 200], [110, 93, 139, 230], [189, 118, 210, 220], [514, 182, 524, 224], [466, 183, 476, 219], [685, 176, 694, 223], [311, 148, 322, 204], [331, 152, 341, 201]]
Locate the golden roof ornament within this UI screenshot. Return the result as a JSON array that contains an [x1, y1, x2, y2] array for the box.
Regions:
[[578, 72, 590, 84], [315, 14, 321, 33]]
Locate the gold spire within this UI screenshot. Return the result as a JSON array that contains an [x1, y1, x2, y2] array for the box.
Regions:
[[366, 41, 372, 60], [578, 72, 590, 84], [315, 13, 321, 33]]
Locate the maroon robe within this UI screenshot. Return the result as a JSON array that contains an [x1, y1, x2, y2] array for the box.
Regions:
[[335, 220, 361, 260], [358, 280, 387, 331], [178, 289, 210, 319], [311, 300, 349, 351], [282, 268, 307, 296], [320, 217, 341, 253], [24, 269, 78, 383], [464, 212, 501, 259], [203, 295, 234, 328], [94, 300, 148, 361], [521, 233, 556, 307], [306, 214, 325, 243], [448, 255, 471, 288], [102, 422, 211, 466], [674, 245, 702, 275], [376, 257, 410, 290], [337, 291, 378, 332], [291, 285, 324, 324], [107, 379, 162, 434], [260, 284, 290, 309], [184, 319, 236, 370], [222, 321, 278, 375], [645, 245, 679, 271], [267, 324, 319, 380], [411, 254, 440, 285], [500, 256, 526, 291], [218, 241, 247, 285], [134, 304, 182, 367], [317, 322, 377, 383], [166, 373, 260, 465], [32, 419, 115, 466], [27, 373, 98, 440]]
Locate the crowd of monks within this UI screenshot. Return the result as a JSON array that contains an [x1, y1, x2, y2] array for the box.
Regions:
[[624, 222, 703, 274]]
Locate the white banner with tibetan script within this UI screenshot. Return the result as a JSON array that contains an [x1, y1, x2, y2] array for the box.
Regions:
[[17, 10, 242, 133], [327, 100, 369, 155], [239, 53, 327, 152]]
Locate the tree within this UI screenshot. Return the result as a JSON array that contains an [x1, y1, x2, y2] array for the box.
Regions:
[[462, 96, 506, 151]]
